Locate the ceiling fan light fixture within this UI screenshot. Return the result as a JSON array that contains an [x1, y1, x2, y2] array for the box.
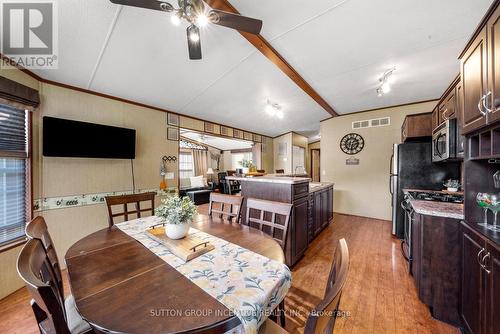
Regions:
[[189, 30, 200, 42], [170, 13, 181, 26], [196, 14, 209, 27]]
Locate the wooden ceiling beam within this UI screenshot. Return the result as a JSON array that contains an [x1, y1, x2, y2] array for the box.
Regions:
[[205, 0, 338, 117]]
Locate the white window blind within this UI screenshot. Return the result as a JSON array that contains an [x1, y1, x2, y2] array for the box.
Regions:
[[179, 152, 194, 180], [0, 104, 28, 246]]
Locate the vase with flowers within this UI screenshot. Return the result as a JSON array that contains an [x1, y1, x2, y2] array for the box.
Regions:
[[155, 196, 197, 239]]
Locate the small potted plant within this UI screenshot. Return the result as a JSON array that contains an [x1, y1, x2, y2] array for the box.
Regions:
[[444, 179, 461, 192], [239, 159, 254, 174], [155, 196, 197, 239]]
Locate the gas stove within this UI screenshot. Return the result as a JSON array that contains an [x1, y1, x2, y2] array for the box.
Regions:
[[407, 191, 463, 203]]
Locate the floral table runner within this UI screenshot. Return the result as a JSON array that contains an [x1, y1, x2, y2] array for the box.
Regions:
[[116, 216, 291, 334]]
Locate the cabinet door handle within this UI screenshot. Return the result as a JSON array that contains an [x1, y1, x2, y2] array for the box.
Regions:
[[477, 247, 486, 265], [482, 91, 493, 114], [481, 252, 491, 274], [478, 94, 487, 116]]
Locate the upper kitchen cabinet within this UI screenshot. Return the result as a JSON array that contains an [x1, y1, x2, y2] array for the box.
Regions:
[[460, 2, 500, 134], [433, 76, 459, 132], [461, 27, 488, 134], [402, 112, 432, 142], [487, 6, 500, 124]]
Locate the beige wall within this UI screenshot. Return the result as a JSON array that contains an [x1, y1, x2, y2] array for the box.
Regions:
[[321, 101, 437, 220], [273, 133, 293, 173]]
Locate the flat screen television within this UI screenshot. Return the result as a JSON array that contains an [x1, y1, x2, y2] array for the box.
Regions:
[[43, 117, 136, 159]]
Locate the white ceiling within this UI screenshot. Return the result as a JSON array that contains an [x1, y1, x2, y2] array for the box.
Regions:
[[180, 130, 253, 150], [31, 0, 493, 138]]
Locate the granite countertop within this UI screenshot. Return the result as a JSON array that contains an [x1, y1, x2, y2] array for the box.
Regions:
[[226, 175, 311, 185], [309, 182, 334, 193], [403, 188, 464, 196], [409, 199, 464, 220]]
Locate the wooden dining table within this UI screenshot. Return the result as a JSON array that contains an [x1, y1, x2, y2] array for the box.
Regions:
[[64, 214, 285, 334]]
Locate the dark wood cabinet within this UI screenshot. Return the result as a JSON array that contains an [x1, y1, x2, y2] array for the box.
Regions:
[[292, 196, 309, 262], [487, 6, 500, 124], [401, 112, 433, 142], [461, 225, 485, 334], [309, 186, 334, 240], [456, 80, 466, 157], [432, 106, 440, 131], [411, 213, 461, 326], [460, 222, 500, 334], [461, 27, 488, 134], [442, 89, 457, 122], [485, 243, 499, 334], [239, 180, 333, 267], [459, 3, 500, 134]]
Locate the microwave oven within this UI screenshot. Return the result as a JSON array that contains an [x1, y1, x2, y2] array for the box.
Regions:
[[432, 119, 457, 162]]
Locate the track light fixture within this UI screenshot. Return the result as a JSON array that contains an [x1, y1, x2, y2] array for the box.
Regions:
[[376, 67, 396, 97]]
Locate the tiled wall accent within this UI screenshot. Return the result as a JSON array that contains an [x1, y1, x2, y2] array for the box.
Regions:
[[33, 187, 178, 212]]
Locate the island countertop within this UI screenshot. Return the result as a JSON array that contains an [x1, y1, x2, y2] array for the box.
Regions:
[[226, 175, 311, 185]]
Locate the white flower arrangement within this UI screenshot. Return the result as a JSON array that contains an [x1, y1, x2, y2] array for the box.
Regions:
[[155, 196, 197, 225]]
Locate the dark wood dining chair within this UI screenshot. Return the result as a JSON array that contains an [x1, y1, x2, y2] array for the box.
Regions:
[[275, 169, 285, 174], [104, 192, 156, 226], [245, 198, 292, 250], [259, 238, 350, 334], [25, 216, 63, 303], [17, 239, 94, 334], [246, 198, 293, 327], [208, 193, 243, 222]]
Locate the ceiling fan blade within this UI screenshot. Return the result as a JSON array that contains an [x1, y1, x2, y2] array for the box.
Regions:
[[109, 0, 173, 12], [209, 10, 262, 34], [187, 25, 202, 60]]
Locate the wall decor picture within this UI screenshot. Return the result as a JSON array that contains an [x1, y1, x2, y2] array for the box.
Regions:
[[167, 113, 179, 126], [167, 127, 179, 141]]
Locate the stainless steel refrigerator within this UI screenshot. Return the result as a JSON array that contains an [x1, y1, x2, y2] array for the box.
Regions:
[[390, 142, 460, 239]]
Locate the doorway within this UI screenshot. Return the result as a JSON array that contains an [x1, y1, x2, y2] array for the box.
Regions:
[[311, 149, 320, 182]]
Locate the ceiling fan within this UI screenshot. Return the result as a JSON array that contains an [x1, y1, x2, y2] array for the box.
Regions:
[[109, 0, 263, 60]]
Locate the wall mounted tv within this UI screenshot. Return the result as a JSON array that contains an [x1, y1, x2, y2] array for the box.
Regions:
[[43, 117, 136, 159]]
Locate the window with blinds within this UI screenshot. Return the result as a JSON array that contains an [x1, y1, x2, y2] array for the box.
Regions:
[[0, 104, 28, 246]]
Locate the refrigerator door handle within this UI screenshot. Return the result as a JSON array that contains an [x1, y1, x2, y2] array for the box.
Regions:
[[389, 175, 393, 195]]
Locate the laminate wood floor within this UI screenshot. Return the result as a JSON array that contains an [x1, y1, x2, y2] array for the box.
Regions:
[[0, 210, 459, 334]]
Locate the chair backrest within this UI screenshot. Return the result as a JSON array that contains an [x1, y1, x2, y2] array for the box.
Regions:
[[245, 198, 292, 250], [25, 216, 63, 302], [105, 192, 156, 226], [275, 169, 285, 174], [208, 193, 243, 222], [17, 239, 71, 334], [304, 239, 350, 334]]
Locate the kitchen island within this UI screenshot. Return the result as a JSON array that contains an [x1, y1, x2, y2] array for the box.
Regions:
[[226, 175, 334, 266]]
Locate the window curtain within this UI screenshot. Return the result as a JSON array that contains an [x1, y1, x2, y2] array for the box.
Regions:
[[192, 149, 208, 177]]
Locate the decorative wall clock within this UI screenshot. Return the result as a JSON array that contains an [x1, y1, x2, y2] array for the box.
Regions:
[[340, 133, 364, 155]]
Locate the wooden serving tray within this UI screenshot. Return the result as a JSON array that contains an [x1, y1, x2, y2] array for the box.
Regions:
[[146, 227, 215, 262]]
